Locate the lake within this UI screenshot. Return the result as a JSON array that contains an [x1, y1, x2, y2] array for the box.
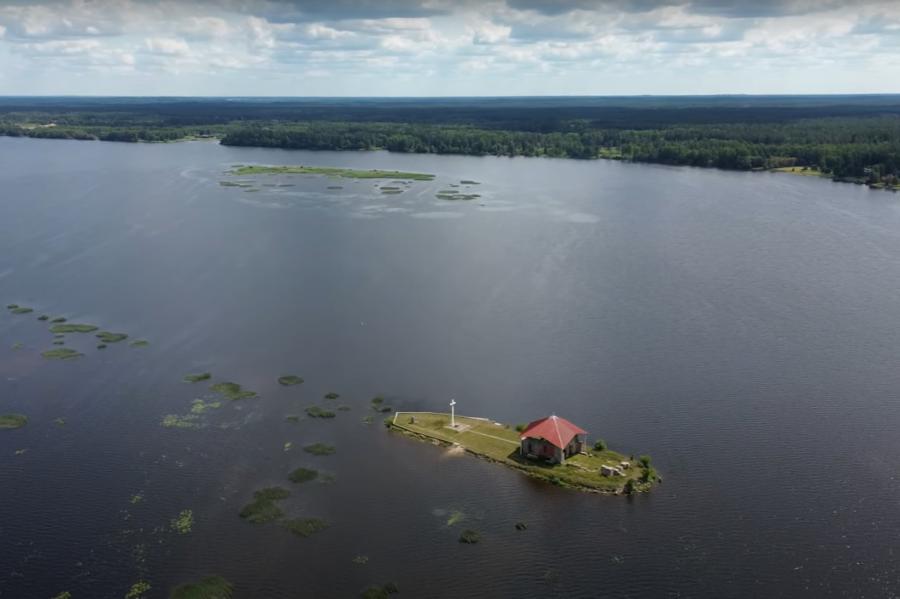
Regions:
[[2, 137, 900, 598]]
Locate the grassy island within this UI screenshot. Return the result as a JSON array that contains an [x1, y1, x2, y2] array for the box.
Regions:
[[388, 412, 657, 494], [0, 414, 28, 429], [229, 165, 435, 181]]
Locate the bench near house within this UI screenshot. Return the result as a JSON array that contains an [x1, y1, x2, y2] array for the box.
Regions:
[[519, 415, 587, 464]]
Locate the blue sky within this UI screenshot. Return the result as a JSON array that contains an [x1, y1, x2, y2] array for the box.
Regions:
[[0, 0, 898, 96]]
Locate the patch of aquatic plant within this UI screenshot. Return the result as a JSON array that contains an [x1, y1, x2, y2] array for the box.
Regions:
[[10, 306, 34, 314], [361, 582, 400, 598], [284, 441, 293, 452], [5, 304, 16, 309], [12, 342, 23, 350], [131, 493, 143, 505], [52, 340, 65, 346], [125, 581, 151, 599], [220, 180, 253, 188], [190, 399, 222, 414], [288, 467, 319, 484], [285, 414, 301, 424], [96, 331, 128, 343], [305, 406, 336, 418], [459, 529, 480, 544], [278, 375, 304, 386], [327, 185, 343, 190], [54, 418, 66, 426], [304, 443, 335, 456], [97, 344, 107, 350], [353, 555, 369, 565], [338, 405, 351, 411], [50, 317, 67, 323], [239, 487, 290, 524], [42, 348, 83, 360], [14, 448, 28, 456], [437, 192, 480, 201], [380, 186, 401, 191], [281, 517, 329, 538], [170, 509, 194, 534], [210, 382, 257, 400], [38, 315, 49, 321], [170, 576, 234, 599], [324, 392, 340, 400], [130, 339, 150, 347], [362, 415, 374, 425], [318, 472, 337, 484], [0, 414, 28, 429], [184, 372, 211, 383], [460, 180, 480, 185], [50, 323, 98, 334], [446, 511, 465, 526], [161, 414, 200, 429], [515, 521, 528, 531], [231, 165, 435, 181], [51, 592, 72, 599]]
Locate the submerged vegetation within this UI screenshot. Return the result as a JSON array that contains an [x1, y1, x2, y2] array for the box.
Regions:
[[361, 582, 400, 599], [210, 381, 257, 401], [281, 517, 329, 538], [239, 487, 290, 524], [459, 529, 481, 544], [0, 414, 28, 429], [288, 467, 319, 483], [170, 509, 195, 534], [229, 165, 435, 181], [125, 581, 152, 599], [169, 576, 233, 599]]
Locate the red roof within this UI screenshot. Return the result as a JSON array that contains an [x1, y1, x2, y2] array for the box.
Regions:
[[519, 415, 587, 450]]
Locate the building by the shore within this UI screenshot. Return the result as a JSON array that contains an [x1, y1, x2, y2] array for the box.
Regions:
[[519, 415, 587, 464]]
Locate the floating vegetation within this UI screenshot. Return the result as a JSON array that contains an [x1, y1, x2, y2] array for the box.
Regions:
[[130, 339, 149, 347], [52, 340, 65, 346], [324, 392, 340, 400], [131, 493, 143, 505], [230, 165, 435, 181], [42, 348, 83, 360], [361, 582, 400, 598], [285, 415, 301, 424], [380, 186, 401, 191], [190, 399, 222, 414], [281, 517, 329, 538], [50, 317, 67, 323], [210, 382, 257, 401], [170, 576, 234, 599], [284, 441, 293, 452], [38, 315, 49, 321], [10, 306, 34, 314], [97, 344, 108, 350], [327, 186, 343, 190], [220, 180, 253, 188], [460, 180, 481, 185], [184, 372, 212, 383], [288, 467, 319, 484], [304, 443, 335, 456], [319, 472, 337, 484], [515, 521, 528, 531], [5, 304, 16, 309], [362, 416, 374, 425], [278, 375, 304, 386], [338, 405, 351, 411], [125, 581, 151, 599], [11, 342, 23, 350], [305, 406, 336, 419], [352, 555, 369, 565], [50, 323, 98, 334], [54, 418, 66, 426], [239, 487, 290, 524], [437, 192, 480, 201], [170, 509, 194, 534], [161, 414, 200, 429], [459, 529, 481, 544], [446, 511, 465, 526], [51, 592, 72, 599], [96, 331, 128, 343], [438, 189, 458, 195], [14, 448, 28, 456]]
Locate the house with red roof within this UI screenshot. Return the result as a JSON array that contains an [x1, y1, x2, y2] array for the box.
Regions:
[[519, 415, 588, 464]]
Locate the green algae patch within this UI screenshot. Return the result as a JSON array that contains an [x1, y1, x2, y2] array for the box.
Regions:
[[54, 418, 66, 426], [190, 399, 222, 414], [239, 487, 290, 524], [362, 582, 400, 598], [231, 165, 435, 181], [306, 406, 336, 419], [324, 392, 340, 400], [10, 306, 34, 314], [42, 348, 83, 360], [170, 509, 194, 534], [38, 315, 49, 321], [284, 441, 293, 452], [461, 180, 481, 185], [288, 467, 318, 483], [281, 517, 329, 538], [446, 510, 465, 526], [161, 414, 200, 429], [285, 414, 301, 424], [210, 382, 257, 401], [459, 529, 480, 544], [304, 443, 335, 456], [50, 317, 67, 323], [353, 555, 369, 565], [50, 323, 98, 334], [184, 372, 211, 383], [97, 344, 107, 350], [97, 331, 128, 343], [0, 414, 28, 429], [126, 581, 152, 599], [170, 576, 234, 599], [52, 340, 65, 346], [51, 592, 72, 599], [438, 192, 480, 201], [130, 339, 150, 347], [278, 375, 304, 386]]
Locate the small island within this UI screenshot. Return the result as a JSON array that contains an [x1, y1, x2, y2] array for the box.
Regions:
[[388, 412, 658, 494], [228, 165, 435, 181]]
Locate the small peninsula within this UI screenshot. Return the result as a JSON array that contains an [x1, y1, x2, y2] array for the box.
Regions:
[[388, 412, 658, 494]]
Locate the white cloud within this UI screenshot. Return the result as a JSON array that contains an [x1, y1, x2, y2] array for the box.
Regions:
[[145, 37, 190, 56]]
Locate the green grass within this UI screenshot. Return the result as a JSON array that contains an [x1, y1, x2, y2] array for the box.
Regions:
[[50, 323, 98, 334], [170, 509, 194, 534], [41, 348, 83, 360], [184, 372, 211, 383], [305, 406, 336, 419], [280, 517, 329, 537], [239, 487, 290, 524], [210, 382, 257, 400], [288, 467, 319, 483], [169, 576, 233, 599], [0, 414, 28, 429], [230, 165, 435, 181], [278, 375, 304, 386], [304, 443, 335, 456], [389, 413, 650, 493], [96, 331, 128, 343]]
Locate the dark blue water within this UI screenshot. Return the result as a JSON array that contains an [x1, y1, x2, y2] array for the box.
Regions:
[[2, 137, 900, 598]]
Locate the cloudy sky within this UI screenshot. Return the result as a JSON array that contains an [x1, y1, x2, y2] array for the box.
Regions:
[[0, 0, 898, 96]]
